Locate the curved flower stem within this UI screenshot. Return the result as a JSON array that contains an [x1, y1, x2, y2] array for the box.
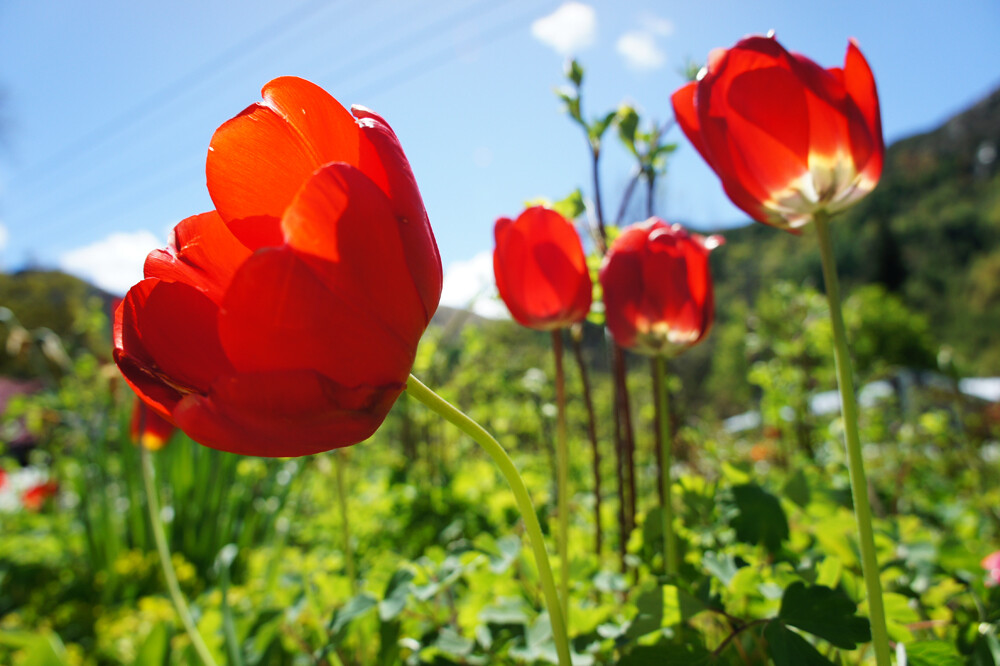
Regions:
[[140, 445, 218, 666], [551, 329, 570, 627], [406, 375, 571, 666], [653, 356, 678, 575], [334, 451, 357, 594], [814, 211, 891, 666]]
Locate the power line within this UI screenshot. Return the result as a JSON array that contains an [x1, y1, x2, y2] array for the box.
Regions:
[[12, 0, 539, 243], [10, 0, 344, 190]]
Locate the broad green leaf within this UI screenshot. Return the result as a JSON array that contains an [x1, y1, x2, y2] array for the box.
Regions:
[[616, 105, 639, 154], [778, 582, 871, 649], [764, 621, 834, 666], [551, 189, 585, 223], [0, 631, 68, 666], [816, 556, 843, 588], [625, 585, 664, 639], [728, 483, 789, 553], [134, 623, 170, 666], [328, 593, 377, 635], [379, 568, 415, 621], [664, 585, 709, 625], [703, 551, 740, 586], [904, 640, 963, 666], [782, 469, 811, 508]]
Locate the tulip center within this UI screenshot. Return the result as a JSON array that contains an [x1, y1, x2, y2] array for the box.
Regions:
[[765, 150, 871, 227]]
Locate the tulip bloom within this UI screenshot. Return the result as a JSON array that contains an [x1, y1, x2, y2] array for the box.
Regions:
[[493, 206, 592, 330], [22, 481, 58, 511], [671, 35, 883, 230], [130, 400, 176, 451], [600, 219, 720, 356], [114, 77, 442, 457]]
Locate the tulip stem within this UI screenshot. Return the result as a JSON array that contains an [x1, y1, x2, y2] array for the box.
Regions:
[[334, 451, 357, 594], [406, 374, 572, 666], [814, 212, 891, 666], [141, 445, 219, 666], [653, 356, 678, 575], [551, 330, 571, 627]]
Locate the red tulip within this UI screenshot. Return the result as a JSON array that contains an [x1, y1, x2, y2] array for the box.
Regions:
[[600, 219, 721, 356], [130, 400, 176, 451], [22, 480, 58, 511], [493, 206, 592, 330], [0, 468, 6, 491], [671, 35, 883, 231], [114, 77, 442, 457]]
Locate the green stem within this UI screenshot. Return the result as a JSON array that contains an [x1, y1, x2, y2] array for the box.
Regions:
[[654, 356, 678, 575], [406, 374, 571, 666], [334, 451, 357, 594], [551, 330, 570, 625], [140, 445, 218, 666], [814, 212, 891, 666]]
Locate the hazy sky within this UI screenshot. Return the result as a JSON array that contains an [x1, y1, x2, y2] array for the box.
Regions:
[[1, 0, 998, 311]]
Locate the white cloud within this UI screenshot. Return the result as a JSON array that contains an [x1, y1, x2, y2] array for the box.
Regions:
[[440, 250, 509, 320], [531, 2, 597, 56], [617, 31, 667, 70], [0, 221, 7, 252], [59, 230, 161, 295]]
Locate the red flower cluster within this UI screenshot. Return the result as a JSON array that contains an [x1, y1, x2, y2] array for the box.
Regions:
[[114, 77, 442, 457], [672, 35, 883, 230], [600, 220, 721, 356], [493, 207, 592, 330]]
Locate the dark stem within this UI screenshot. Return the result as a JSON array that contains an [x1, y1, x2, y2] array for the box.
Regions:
[[612, 344, 637, 540], [713, 618, 769, 659], [570, 326, 603, 557], [614, 167, 642, 226], [591, 147, 607, 253]]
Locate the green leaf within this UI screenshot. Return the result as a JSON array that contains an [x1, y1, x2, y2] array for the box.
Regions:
[[566, 58, 584, 87], [626, 585, 664, 639], [379, 568, 415, 621], [134, 623, 171, 666], [619, 642, 711, 665], [764, 621, 835, 666], [616, 105, 639, 153], [728, 483, 789, 553], [0, 631, 69, 666], [778, 582, 871, 649], [589, 110, 617, 144], [328, 593, 378, 635], [904, 640, 964, 666], [782, 469, 811, 508], [703, 551, 740, 586], [551, 189, 585, 222]]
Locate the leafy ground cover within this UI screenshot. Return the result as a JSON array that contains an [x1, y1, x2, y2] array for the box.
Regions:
[[1, 301, 998, 665]]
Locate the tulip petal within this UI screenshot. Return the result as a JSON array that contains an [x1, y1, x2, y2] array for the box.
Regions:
[[843, 39, 883, 184], [207, 77, 361, 226], [114, 280, 185, 419], [218, 246, 414, 388], [353, 106, 442, 323], [671, 82, 713, 167], [144, 211, 252, 304], [173, 370, 402, 457], [281, 162, 427, 344]]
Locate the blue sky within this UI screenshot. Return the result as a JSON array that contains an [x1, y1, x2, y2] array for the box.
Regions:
[[1, 0, 998, 311]]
